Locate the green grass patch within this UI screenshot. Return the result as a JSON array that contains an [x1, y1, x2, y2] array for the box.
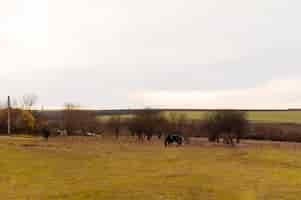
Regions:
[[96, 114, 134, 122], [164, 111, 301, 123], [247, 111, 301, 123]]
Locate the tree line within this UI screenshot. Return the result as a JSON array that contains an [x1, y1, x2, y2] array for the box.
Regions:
[[0, 95, 250, 146], [104, 109, 248, 146]]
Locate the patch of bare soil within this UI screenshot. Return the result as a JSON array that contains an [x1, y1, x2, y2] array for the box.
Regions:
[[21, 144, 40, 148]]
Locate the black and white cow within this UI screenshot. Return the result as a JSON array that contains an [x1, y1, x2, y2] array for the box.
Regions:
[[164, 134, 184, 147]]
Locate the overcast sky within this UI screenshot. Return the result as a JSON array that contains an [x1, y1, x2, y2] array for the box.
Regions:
[[1, 0, 301, 109]]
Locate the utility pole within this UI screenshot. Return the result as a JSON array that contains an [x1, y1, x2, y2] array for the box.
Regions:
[[7, 96, 11, 134]]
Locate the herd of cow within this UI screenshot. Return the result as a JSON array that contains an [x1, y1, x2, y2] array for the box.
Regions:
[[127, 125, 185, 147], [42, 126, 185, 147]]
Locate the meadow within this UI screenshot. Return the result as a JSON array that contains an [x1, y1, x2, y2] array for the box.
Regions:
[[2, 135, 301, 199], [164, 111, 301, 123]]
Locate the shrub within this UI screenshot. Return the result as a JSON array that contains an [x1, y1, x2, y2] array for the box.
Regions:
[[129, 109, 168, 141], [204, 110, 248, 145], [62, 104, 98, 135], [0, 108, 35, 133]]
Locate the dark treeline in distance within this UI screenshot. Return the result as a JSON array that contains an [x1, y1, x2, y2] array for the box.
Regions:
[[1, 104, 301, 144]]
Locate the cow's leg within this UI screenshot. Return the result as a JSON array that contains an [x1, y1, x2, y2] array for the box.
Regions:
[[164, 140, 169, 147]]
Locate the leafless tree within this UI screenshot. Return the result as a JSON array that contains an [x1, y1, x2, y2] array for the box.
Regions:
[[169, 112, 188, 131], [204, 110, 248, 146], [62, 103, 81, 135], [22, 94, 38, 111], [107, 115, 122, 139], [11, 97, 19, 109], [129, 109, 167, 141], [62, 103, 98, 135]]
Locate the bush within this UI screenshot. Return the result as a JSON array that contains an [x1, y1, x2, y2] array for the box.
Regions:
[[128, 109, 168, 141], [62, 104, 99, 135], [107, 115, 122, 139], [244, 123, 301, 142], [204, 110, 248, 145], [0, 108, 35, 133]]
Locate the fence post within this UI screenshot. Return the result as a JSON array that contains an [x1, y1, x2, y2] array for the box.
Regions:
[[8, 96, 11, 134]]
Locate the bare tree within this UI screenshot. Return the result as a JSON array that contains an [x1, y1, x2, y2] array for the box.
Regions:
[[11, 97, 19, 109], [107, 115, 122, 139], [22, 94, 38, 111], [62, 103, 81, 135], [169, 112, 188, 131], [130, 109, 167, 141], [62, 103, 98, 135], [204, 110, 248, 146]]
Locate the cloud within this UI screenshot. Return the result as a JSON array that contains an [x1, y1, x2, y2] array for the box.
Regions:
[[131, 79, 301, 109], [0, 65, 300, 109], [1, 0, 301, 108], [0, 0, 20, 17]]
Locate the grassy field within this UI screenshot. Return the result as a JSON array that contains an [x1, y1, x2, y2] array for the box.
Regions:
[[2, 136, 301, 199], [247, 111, 301, 123], [164, 111, 301, 123], [98, 111, 301, 123]]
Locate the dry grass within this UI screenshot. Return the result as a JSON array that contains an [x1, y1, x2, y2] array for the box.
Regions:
[[1, 135, 301, 199]]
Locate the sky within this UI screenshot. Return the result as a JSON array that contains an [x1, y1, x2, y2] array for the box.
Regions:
[[0, 0, 301, 109]]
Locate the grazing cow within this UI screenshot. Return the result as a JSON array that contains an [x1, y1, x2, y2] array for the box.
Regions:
[[56, 129, 67, 136], [164, 134, 184, 147], [42, 127, 50, 140], [86, 132, 97, 136]]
